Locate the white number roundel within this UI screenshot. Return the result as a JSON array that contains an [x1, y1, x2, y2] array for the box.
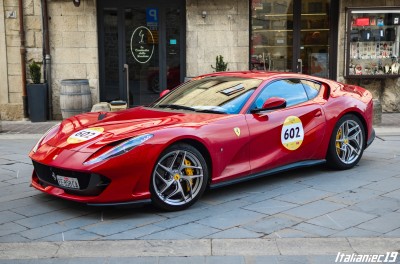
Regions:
[[67, 127, 104, 144], [281, 116, 304, 150]]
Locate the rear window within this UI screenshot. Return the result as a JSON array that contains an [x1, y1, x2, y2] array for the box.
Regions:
[[301, 80, 322, 99]]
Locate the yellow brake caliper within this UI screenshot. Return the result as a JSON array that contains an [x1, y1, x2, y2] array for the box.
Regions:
[[336, 128, 342, 155], [184, 159, 194, 192]]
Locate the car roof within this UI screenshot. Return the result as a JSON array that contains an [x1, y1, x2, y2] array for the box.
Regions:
[[197, 71, 334, 84], [197, 71, 298, 80]]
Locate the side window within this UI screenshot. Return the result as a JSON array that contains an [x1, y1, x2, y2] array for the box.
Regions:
[[252, 79, 309, 109], [301, 80, 321, 100]]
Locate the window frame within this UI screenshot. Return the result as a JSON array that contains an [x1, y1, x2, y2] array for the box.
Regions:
[[248, 78, 322, 113], [300, 79, 322, 100]]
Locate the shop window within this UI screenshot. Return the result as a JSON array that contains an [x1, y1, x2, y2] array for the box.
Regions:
[[345, 8, 400, 78]]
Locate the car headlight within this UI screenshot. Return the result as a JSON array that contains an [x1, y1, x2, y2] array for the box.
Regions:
[[31, 123, 61, 153], [83, 134, 153, 165]]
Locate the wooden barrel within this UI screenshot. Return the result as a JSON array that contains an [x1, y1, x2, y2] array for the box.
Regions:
[[60, 79, 92, 119]]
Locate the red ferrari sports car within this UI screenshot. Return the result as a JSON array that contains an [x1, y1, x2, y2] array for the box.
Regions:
[[29, 71, 375, 211]]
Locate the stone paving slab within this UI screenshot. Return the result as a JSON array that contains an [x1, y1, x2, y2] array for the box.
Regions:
[[0, 121, 59, 135]]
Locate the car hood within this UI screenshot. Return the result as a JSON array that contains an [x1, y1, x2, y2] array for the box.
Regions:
[[45, 107, 227, 153]]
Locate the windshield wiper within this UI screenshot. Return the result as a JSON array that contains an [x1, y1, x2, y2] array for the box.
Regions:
[[195, 109, 226, 114], [158, 104, 226, 114], [158, 104, 197, 111]]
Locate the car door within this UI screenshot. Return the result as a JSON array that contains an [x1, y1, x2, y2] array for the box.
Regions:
[[245, 78, 326, 175]]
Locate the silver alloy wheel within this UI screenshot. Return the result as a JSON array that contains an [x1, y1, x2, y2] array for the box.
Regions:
[[152, 150, 204, 206], [335, 119, 363, 164]]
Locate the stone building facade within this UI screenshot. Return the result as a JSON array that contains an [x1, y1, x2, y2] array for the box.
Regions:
[[186, 0, 249, 76], [0, 0, 399, 120], [1, 0, 98, 120]]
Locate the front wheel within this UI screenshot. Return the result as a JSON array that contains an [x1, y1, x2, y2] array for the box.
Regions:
[[150, 144, 209, 211], [326, 114, 365, 170]]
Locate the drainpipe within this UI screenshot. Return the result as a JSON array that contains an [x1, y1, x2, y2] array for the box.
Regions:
[[18, 0, 28, 119], [41, 0, 52, 120]]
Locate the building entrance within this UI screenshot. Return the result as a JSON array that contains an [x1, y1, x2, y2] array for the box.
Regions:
[[98, 0, 185, 106]]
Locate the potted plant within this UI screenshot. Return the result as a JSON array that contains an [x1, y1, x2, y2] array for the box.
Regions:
[[211, 55, 229, 72], [27, 61, 48, 122]]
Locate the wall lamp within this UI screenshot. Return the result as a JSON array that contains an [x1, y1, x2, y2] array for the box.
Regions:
[[73, 0, 80, 7], [201, 11, 207, 18]]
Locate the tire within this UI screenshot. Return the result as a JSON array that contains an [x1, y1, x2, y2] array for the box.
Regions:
[[326, 114, 365, 170], [150, 143, 209, 211]]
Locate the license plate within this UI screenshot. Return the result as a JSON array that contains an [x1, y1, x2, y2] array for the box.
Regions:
[[56, 175, 80, 189]]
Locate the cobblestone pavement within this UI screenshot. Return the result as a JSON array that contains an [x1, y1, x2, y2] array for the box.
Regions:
[[0, 121, 59, 134], [0, 136, 399, 242], [0, 120, 400, 263]]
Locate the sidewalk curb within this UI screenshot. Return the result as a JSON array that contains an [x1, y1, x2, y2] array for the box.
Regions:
[[0, 134, 42, 139], [374, 127, 400, 136], [1, 238, 400, 259]]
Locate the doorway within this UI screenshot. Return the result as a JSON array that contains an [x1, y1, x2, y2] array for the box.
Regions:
[[98, 0, 185, 106], [250, 0, 338, 79]]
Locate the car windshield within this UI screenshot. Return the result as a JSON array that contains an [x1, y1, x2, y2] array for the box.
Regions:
[[150, 76, 262, 114]]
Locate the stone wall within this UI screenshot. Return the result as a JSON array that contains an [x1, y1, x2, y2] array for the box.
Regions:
[[337, 0, 400, 112], [186, 0, 249, 77], [3, 0, 25, 107], [48, 0, 99, 120], [1, 0, 99, 120], [0, 1, 8, 106], [1, 0, 26, 120]]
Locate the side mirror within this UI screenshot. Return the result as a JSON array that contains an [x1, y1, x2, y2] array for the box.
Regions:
[[262, 97, 287, 109], [251, 97, 287, 113], [159, 89, 170, 98]]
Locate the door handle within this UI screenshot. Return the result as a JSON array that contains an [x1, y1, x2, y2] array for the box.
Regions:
[[297, 59, 303, 74], [315, 110, 322, 117], [123, 64, 129, 107]]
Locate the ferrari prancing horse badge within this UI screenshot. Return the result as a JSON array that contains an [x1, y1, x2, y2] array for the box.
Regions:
[[234, 127, 241, 137]]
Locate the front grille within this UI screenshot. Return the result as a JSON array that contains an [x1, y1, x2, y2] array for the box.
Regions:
[[32, 161, 110, 196]]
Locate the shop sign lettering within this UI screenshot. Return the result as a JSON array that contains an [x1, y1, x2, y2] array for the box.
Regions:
[[130, 26, 154, 64]]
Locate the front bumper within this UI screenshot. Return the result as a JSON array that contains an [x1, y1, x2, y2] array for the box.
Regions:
[[30, 143, 157, 204], [366, 128, 375, 149], [32, 160, 111, 197]]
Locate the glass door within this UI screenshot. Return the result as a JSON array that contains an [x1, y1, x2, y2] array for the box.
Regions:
[[101, 8, 120, 102], [250, 0, 336, 79], [251, 0, 294, 72], [125, 7, 160, 106], [299, 0, 330, 77], [98, 0, 185, 107]]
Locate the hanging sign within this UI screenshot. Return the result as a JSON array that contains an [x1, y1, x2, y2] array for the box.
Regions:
[[130, 26, 154, 64]]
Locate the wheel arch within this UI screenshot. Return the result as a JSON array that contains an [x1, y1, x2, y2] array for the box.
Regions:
[[338, 110, 369, 147], [172, 138, 213, 185]]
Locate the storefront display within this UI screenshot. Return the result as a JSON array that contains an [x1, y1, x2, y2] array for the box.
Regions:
[[250, 0, 335, 79], [345, 7, 400, 78], [250, 0, 294, 72]]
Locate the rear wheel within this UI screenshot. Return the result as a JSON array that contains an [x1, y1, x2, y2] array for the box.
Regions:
[[326, 114, 365, 170], [150, 144, 208, 211]]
